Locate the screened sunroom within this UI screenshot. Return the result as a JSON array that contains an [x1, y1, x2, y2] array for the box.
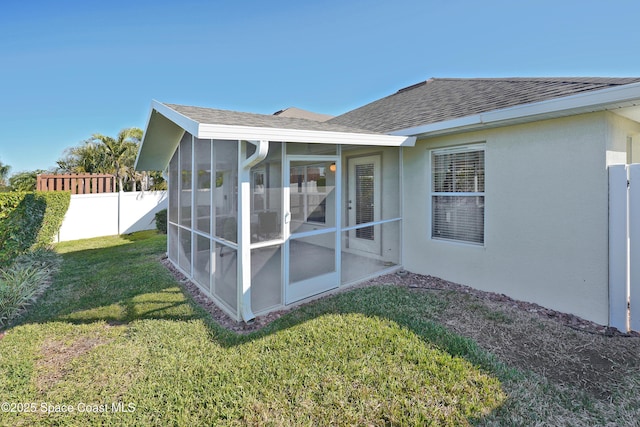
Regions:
[[136, 102, 415, 321]]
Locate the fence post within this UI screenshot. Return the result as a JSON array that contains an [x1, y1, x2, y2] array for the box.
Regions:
[[118, 189, 122, 235], [609, 165, 629, 332], [630, 165, 640, 331]]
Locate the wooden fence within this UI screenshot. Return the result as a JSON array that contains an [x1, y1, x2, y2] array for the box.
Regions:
[[37, 173, 116, 194]]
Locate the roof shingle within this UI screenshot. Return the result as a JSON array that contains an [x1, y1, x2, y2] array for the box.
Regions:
[[165, 103, 377, 134], [327, 77, 640, 133]]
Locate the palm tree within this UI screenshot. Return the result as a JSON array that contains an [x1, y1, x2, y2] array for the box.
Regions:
[[55, 128, 148, 192], [0, 161, 11, 190], [8, 169, 47, 192], [89, 128, 142, 192], [57, 141, 108, 174]]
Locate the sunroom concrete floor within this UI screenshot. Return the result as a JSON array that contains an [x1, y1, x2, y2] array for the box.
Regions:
[[250, 240, 396, 313]]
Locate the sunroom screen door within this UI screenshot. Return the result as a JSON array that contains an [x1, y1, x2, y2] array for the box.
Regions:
[[284, 157, 339, 304]]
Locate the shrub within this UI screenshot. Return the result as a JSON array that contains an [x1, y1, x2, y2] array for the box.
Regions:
[[13, 248, 62, 271], [0, 192, 70, 266], [0, 249, 60, 327], [155, 208, 167, 234]]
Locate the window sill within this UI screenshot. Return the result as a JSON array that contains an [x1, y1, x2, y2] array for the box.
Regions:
[[431, 236, 485, 248]]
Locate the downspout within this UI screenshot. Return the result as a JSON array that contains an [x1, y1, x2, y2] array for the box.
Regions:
[[243, 140, 269, 169], [238, 140, 269, 322]]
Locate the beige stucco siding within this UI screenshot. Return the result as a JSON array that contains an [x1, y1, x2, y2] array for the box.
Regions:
[[605, 112, 640, 164], [403, 112, 618, 325]]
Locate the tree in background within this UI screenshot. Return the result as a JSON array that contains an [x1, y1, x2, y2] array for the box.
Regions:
[[56, 128, 164, 192], [8, 170, 47, 192], [56, 140, 108, 175], [0, 161, 11, 192], [92, 128, 142, 192], [147, 170, 167, 190]]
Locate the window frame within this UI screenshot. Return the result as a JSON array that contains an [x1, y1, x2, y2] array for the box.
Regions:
[[429, 144, 486, 246]]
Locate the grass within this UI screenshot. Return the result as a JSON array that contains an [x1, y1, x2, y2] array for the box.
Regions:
[[1, 230, 638, 425], [465, 301, 513, 324]]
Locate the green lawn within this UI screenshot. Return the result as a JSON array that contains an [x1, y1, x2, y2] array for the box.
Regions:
[[0, 231, 512, 426]]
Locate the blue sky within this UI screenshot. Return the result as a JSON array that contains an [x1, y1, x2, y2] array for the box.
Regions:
[[2, 0, 640, 174]]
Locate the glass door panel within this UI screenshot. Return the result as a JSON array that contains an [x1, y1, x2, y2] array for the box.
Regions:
[[285, 158, 339, 304], [347, 155, 381, 255]]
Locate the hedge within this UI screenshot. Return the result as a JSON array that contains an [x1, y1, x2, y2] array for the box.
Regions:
[[155, 208, 167, 234], [0, 191, 71, 266]]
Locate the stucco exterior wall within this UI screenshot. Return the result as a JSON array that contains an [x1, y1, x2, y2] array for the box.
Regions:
[[605, 112, 640, 165], [402, 112, 619, 325]]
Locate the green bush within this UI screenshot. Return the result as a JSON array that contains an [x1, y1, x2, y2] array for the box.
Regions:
[[155, 208, 167, 234], [0, 249, 60, 327], [0, 192, 70, 266], [13, 248, 62, 271]]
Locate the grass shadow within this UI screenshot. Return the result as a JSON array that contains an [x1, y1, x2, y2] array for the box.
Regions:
[[4, 232, 637, 425], [19, 230, 515, 374], [243, 285, 518, 378], [13, 232, 199, 327], [5, 230, 513, 425]]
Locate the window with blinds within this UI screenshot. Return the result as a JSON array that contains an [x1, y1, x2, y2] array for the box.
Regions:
[[431, 146, 485, 245], [355, 163, 375, 240]]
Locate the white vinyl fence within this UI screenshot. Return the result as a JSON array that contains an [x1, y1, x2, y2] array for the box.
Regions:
[[55, 191, 167, 242], [609, 164, 640, 332]]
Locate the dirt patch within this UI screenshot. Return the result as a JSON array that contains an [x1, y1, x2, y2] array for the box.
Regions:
[[386, 273, 640, 399], [164, 258, 640, 398], [37, 335, 111, 392]]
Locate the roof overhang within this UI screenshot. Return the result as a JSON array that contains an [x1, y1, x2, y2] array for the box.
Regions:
[[391, 81, 640, 138], [134, 103, 189, 171], [136, 101, 416, 171]]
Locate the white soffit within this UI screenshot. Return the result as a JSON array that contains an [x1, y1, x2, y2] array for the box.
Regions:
[[614, 105, 640, 123], [392, 81, 640, 137], [135, 103, 187, 171]]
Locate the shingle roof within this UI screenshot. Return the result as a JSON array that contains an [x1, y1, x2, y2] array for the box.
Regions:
[[273, 107, 334, 122], [165, 103, 377, 134], [327, 77, 640, 133]]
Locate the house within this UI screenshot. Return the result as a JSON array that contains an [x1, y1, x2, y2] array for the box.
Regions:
[[135, 77, 640, 329]]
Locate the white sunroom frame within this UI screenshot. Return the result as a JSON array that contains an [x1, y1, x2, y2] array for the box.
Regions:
[[136, 101, 416, 322]]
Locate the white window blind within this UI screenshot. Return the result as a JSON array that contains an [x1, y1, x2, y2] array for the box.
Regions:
[[355, 163, 375, 240], [431, 147, 485, 244]]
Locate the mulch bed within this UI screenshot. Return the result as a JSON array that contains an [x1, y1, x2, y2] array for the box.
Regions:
[[376, 272, 640, 338], [163, 256, 639, 338]]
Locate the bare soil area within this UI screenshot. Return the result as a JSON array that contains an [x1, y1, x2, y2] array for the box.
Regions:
[[165, 258, 640, 400], [386, 273, 640, 400]]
